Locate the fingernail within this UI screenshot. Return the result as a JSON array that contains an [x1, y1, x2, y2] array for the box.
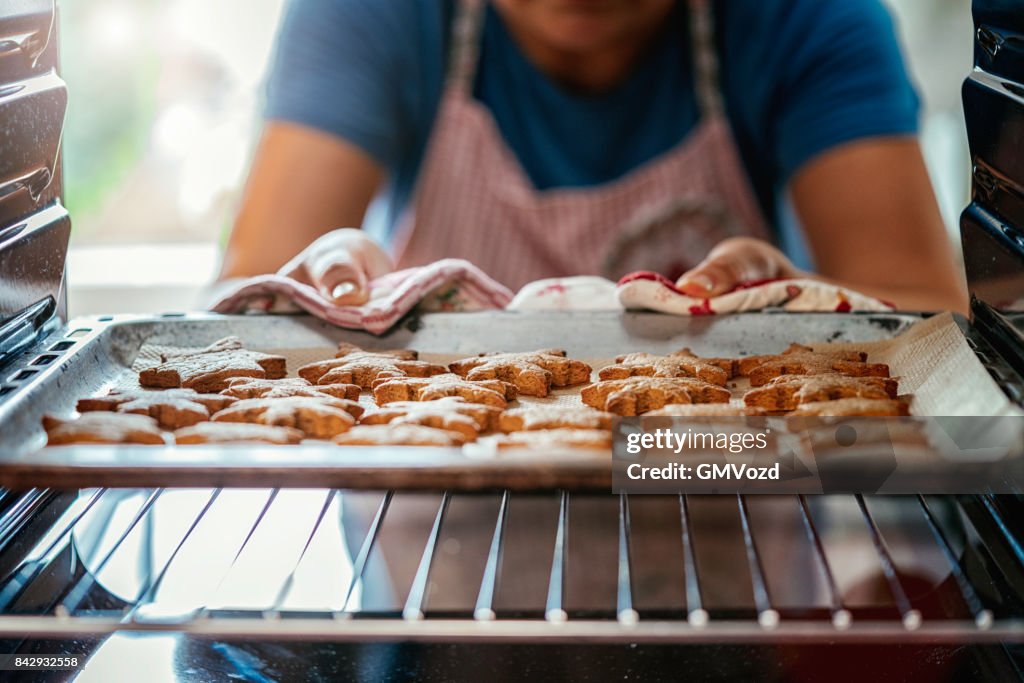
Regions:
[[679, 274, 714, 292], [331, 282, 357, 300]]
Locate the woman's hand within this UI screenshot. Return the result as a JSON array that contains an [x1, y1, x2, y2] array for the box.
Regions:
[[675, 237, 804, 297], [219, 123, 386, 294], [278, 228, 394, 305]]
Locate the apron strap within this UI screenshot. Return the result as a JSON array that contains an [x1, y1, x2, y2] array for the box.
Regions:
[[447, 0, 487, 93], [688, 0, 725, 117]]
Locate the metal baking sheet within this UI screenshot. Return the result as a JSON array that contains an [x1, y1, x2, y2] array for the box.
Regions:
[[0, 310, 927, 489]]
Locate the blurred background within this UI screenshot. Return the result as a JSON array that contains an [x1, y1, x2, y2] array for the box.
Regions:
[[60, 0, 974, 315]]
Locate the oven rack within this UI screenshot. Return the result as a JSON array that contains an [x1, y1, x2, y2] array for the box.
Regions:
[[0, 490, 1020, 644]]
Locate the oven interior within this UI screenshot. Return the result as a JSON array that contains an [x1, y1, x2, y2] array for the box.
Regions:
[[0, 488, 1022, 681], [1, 0, 1024, 680]]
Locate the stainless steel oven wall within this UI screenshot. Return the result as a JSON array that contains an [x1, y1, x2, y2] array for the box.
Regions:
[[961, 0, 1024, 371], [0, 0, 69, 368]]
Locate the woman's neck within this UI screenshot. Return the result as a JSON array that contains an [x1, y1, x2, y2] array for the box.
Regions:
[[492, 1, 676, 95]]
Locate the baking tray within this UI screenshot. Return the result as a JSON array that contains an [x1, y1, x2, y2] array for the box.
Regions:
[[0, 310, 930, 490]]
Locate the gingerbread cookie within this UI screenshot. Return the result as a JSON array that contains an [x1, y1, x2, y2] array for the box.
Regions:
[[493, 428, 612, 451], [789, 397, 909, 417], [449, 349, 591, 397], [498, 405, 614, 433], [220, 377, 360, 401], [298, 343, 446, 389], [174, 421, 303, 445], [644, 404, 767, 417], [43, 413, 168, 446], [211, 396, 363, 439], [77, 388, 236, 429], [360, 397, 500, 440], [736, 343, 888, 387], [735, 343, 862, 375], [336, 342, 419, 360], [598, 350, 729, 386], [333, 424, 467, 447], [581, 377, 730, 416], [743, 375, 898, 412], [373, 373, 517, 408], [139, 336, 286, 393]]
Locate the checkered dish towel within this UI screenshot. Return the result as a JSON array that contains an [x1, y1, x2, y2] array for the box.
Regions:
[[210, 259, 514, 334]]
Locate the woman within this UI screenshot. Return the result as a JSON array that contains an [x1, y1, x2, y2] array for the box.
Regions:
[[221, 0, 966, 312]]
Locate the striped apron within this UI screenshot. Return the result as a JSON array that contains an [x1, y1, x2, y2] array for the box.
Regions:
[[394, 0, 770, 292]]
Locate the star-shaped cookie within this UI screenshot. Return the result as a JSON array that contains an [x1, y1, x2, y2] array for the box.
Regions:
[[360, 397, 500, 440], [373, 373, 517, 408], [598, 349, 729, 386], [492, 428, 612, 451], [581, 377, 730, 416], [77, 388, 237, 429], [298, 343, 446, 389], [174, 421, 304, 445], [789, 397, 908, 417], [333, 424, 467, 447], [736, 343, 888, 386], [643, 404, 767, 417], [139, 336, 286, 393], [211, 396, 364, 439], [449, 349, 592, 397], [220, 377, 360, 401], [743, 375, 898, 412], [43, 413, 169, 445], [498, 405, 614, 432]]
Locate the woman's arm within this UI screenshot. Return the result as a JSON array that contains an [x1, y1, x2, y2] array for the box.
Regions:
[[791, 136, 966, 311], [678, 137, 968, 313], [220, 122, 385, 279]]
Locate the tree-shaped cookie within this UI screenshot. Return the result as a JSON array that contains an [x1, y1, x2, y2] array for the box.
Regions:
[[77, 388, 237, 429], [449, 349, 592, 397], [598, 349, 729, 386], [743, 375, 898, 411], [736, 343, 888, 386], [373, 373, 517, 408], [139, 336, 286, 393], [360, 397, 500, 440], [298, 343, 446, 389], [211, 396, 364, 439], [581, 377, 730, 416]]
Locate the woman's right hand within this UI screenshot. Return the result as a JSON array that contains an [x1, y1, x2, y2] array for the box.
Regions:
[[278, 228, 394, 306]]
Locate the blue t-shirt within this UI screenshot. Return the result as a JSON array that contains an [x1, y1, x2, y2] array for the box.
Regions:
[[264, 0, 919, 265]]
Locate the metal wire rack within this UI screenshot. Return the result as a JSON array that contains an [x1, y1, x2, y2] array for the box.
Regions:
[[0, 490, 1020, 645]]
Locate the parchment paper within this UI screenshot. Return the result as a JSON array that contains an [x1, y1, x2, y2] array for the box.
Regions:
[[119, 312, 1019, 420], [805, 312, 1021, 417]]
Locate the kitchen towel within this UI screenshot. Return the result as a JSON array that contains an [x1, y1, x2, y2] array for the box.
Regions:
[[210, 259, 514, 334], [616, 271, 893, 314], [211, 263, 892, 333], [506, 276, 621, 310]]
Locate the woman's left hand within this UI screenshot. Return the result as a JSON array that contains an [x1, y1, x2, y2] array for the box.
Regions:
[[674, 237, 805, 298]]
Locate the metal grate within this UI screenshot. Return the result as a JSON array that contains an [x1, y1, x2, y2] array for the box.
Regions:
[[0, 490, 1021, 644]]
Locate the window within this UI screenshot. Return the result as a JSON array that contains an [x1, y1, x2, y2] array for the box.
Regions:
[[60, 0, 285, 313]]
